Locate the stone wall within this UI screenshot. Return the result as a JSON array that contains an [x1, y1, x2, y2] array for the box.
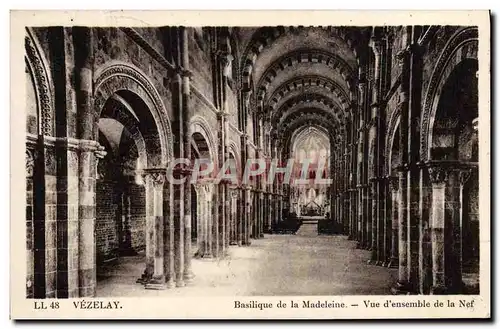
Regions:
[[93, 27, 173, 121], [189, 28, 213, 102], [420, 26, 461, 107], [95, 180, 119, 263], [128, 184, 146, 251]]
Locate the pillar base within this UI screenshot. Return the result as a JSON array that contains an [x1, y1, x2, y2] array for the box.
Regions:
[[145, 276, 166, 290], [229, 241, 238, 246], [387, 259, 398, 268], [119, 248, 138, 257], [183, 271, 195, 285], [431, 282, 465, 295], [166, 279, 176, 289], [176, 279, 185, 288], [375, 260, 384, 266], [391, 280, 412, 295], [136, 271, 152, 284], [367, 252, 378, 265], [259, 233, 265, 238]]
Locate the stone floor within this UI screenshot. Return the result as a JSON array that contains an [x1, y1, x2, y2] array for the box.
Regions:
[[96, 234, 398, 297]]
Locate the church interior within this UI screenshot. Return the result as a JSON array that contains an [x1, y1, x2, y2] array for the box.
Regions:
[[25, 25, 479, 297]]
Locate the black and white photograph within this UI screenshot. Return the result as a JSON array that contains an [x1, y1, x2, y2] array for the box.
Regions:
[[12, 10, 490, 319]]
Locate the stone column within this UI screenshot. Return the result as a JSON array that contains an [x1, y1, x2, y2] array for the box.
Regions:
[[261, 192, 267, 238], [208, 182, 219, 258], [170, 55, 186, 288], [428, 163, 471, 294], [383, 177, 392, 266], [216, 109, 227, 257], [236, 187, 246, 247], [388, 176, 399, 268], [197, 186, 209, 257], [164, 182, 176, 288], [419, 166, 433, 294], [267, 192, 273, 234], [73, 27, 101, 298], [392, 47, 411, 294], [363, 184, 370, 249], [224, 181, 231, 252], [377, 177, 387, 265], [180, 28, 195, 285], [229, 188, 238, 245], [369, 176, 378, 262], [394, 165, 410, 293], [368, 32, 384, 264], [243, 186, 251, 245], [142, 169, 167, 290], [356, 79, 367, 248]]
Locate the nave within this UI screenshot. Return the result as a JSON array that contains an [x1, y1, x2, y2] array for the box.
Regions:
[[96, 233, 397, 297], [25, 25, 481, 298]]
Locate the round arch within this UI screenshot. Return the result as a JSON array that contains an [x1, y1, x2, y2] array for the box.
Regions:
[[98, 94, 148, 169], [94, 62, 174, 167], [25, 28, 54, 136], [385, 109, 401, 176], [189, 115, 218, 162], [420, 27, 478, 162]]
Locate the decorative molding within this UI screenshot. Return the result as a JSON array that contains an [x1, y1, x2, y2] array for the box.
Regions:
[[228, 123, 243, 136], [240, 27, 360, 91], [388, 176, 399, 191], [190, 114, 219, 161], [255, 48, 355, 106], [383, 74, 402, 105], [418, 26, 439, 46], [459, 168, 472, 186], [428, 165, 453, 185], [143, 168, 166, 187], [26, 149, 35, 177], [420, 27, 478, 162], [119, 27, 175, 72], [266, 75, 351, 112], [274, 96, 345, 131], [190, 83, 219, 114], [25, 28, 54, 136], [384, 108, 401, 176]]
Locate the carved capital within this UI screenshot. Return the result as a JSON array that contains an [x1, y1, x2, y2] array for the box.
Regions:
[[369, 38, 384, 57], [388, 176, 399, 191], [459, 168, 472, 186], [174, 65, 192, 78], [473, 118, 479, 131], [94, 144, 107, 159], [396, 49, 411, 67], [217, 110, 229, 119], [26, 149, 35, 177], [428, 166, 450, 185], [143, 168, 166, 187]]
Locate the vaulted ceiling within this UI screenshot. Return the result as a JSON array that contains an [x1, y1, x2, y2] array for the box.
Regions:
[[235, 26, 372, 154]]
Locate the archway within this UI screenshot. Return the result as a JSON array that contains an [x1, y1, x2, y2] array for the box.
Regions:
[[189, 119, 217, 258], [430, 58, 479, 293], [95, 91, 159, 281], [25, 29, 55, 298], [386, 119, 400, 268], [93, 63, 172, 289]]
